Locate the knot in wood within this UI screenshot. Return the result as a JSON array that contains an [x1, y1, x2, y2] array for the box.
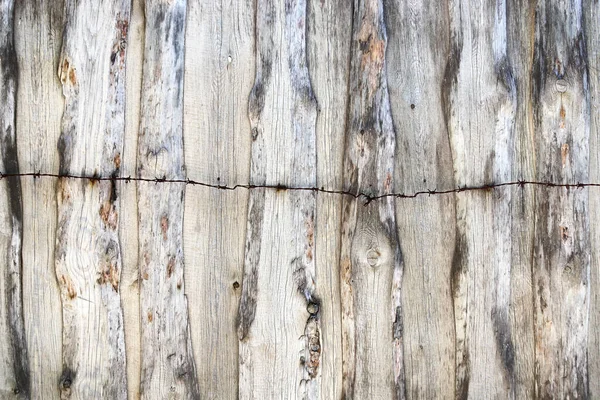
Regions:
[[366, 248, 380, 267], [555, 79, 568, 93]]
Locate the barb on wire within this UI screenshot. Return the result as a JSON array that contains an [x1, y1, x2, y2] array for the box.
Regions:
[[0, 171, 596, 205]]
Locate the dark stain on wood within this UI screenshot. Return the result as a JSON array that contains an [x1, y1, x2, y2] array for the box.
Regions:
[[491, 305, 516, 391], [441, 34, 462, 133], [1, 2, 30, 395], [248, 55, 272, 123], [58, 367, 75, 397], [455, 347, 471, 400], [450, 227, 469, 399], [450, 227, 467, 307], [236, 192, 264, 340]]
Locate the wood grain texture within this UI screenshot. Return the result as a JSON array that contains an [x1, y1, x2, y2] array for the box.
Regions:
[[55, 0, 130, 398], [15, 0, 64, 398], [505, 1, 537, 398], [531, 0, 590, 397], [236, 0, 320, 397], [339, 0, 404, 397], [182, 0, 254, 397], [307, 0, 352, 398], [120, 0, 145, 398], [0, 0, 29, 397], [586, 0, 600, 398], [385, 1, 456, 398], [7, 0, 600, 396], [137, 0, 200, 398], [443, 0, 518, 397]]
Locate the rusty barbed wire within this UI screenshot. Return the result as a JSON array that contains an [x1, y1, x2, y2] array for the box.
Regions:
[[0, 171, 596, 205]]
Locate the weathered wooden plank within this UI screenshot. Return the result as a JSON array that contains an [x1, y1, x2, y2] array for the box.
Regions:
[[585, 0, 600, 398], [236, 0, 320, 397], [385, 1, 456, 398], [306, 1, 353, 398], [505, 1, 537, 398], [120, 0, 145, 398], [137, 0, 200, 398], [531, 0, 590, 397], [443, 0, 518, 397], [14, 0, 64, 398], [0, 0, 29, 397], [339, 0, 404, 397], [182, 0, 254, 397], [55, 1, 130, 398], [506, 0, 535, 399]]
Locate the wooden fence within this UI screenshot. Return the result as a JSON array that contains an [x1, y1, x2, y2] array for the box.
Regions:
[[1, 0, 600, 398]]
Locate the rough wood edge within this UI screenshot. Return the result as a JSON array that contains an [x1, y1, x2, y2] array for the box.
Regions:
[[0, 0, 30, 396]]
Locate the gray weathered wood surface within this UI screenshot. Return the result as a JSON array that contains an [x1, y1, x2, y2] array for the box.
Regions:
[[339, 0, 403, 398], [236, 0, 320, 398], [54, 0, 130, 397], [0, 0, 28, 397], [1, 0, 600, 398], [137, 0, 199, 398]]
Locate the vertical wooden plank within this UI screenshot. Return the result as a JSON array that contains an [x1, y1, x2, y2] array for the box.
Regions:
[[183, 0, 254, 397], [55, 0, 130, 397], [339, 0, 404, 397], [307, 1, 353, 398], [385, 1, 456, 398], [15, 0, 64, 397], [236, 0, 320, 397], [121, 0, 145, 398], [531, 0, 590, 397], [506, 1, 537, 398], [444, 0, 518, 397], [137, 0, 200, 398], [0, 0, 29, 397], [586, 0, 600, 397]]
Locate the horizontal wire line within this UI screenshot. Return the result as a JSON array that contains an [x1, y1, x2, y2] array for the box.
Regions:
[[0, 171, 596, 204]]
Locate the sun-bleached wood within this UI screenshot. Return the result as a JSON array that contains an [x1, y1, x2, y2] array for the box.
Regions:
[[137, 0, 200, 398], [15, 0, 64, 398], [236, 0, 320, 398], [505, 2, 537, 398], [586, 0, 600, 398], [119, 0, 145, 398], [531, 0, 590, 397], [0, 0, 29, 397], [54, 0, 130, 398], [307, 1, 352, 398], [443, 0, 518, 397], [182, 0, 254, 397], [385, 1, 456, 398], [339, 0, 404, 397], [6, 0, 600, 397]]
